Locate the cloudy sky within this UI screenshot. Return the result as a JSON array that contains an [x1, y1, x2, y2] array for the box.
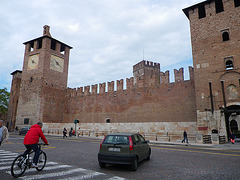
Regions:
[[0, 0, 202, 91]]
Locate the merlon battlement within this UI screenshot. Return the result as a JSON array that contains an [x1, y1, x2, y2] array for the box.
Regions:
[[66, 66, 194, 98], [133, 60, 160, 72]]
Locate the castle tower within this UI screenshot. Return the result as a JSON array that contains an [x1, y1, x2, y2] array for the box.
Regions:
[[133, 60, 160, 87], [6, 70, 22, 129], [183, 0, 240, 140], [15, 25, 72, 126]]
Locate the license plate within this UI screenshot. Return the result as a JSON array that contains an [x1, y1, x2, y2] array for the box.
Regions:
[[108, 147, 121, 152]]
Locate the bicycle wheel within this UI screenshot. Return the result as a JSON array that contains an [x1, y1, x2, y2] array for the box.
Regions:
[[36, 151, 47, 171], [11, 155, 27, 178]]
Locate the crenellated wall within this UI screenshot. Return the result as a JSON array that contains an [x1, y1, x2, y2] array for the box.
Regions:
[[66, 65, 194, 97], [63, 63, 197, 126]]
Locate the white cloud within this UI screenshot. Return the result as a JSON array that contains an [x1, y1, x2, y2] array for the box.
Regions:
[[0, 0, 202, 91]]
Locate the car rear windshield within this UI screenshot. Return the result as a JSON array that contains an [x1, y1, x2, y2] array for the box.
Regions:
[[103, 135, 129, 145]]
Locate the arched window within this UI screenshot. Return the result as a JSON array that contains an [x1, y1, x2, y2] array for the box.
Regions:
[[222, 32, 229, 41], [230, 119, 238, 132], [226, 60, 233, 69]]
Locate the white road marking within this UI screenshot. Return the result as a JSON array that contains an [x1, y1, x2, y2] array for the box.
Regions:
[[0, 152, 18, 155], [0, 155, 18, 159], [0, 166, 10, 170], [46, 161, 58, 165], [0, 150, 127, 180], [0, 158, 15, 162], [108, 177, 127, 180], [0, 150, 14, 153], [0, 161, 12, 165], [58, 171, 105, 180], [19, 168, 88, 180]]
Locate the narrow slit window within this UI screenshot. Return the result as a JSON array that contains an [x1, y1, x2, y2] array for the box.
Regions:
[[215, 0, 224, 13], [60, 44, 65, 55], [234, 0, 240, 7], [37, 39, 42, 49], [29, 41, 34, 52], [198, 4, 206, 19], [222, 32, 229, 41], [51, 39, 56, 50]]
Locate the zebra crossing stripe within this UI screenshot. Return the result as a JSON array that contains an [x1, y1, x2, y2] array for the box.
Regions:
[[0, 150, 14, 152], [108, 177, 127, 180], [0, 155, 18, 159], [19, 168, 88, 180], [46, 161, 59, 165], [0, 158, 15, 162], [0, 152, 16, 155], [58, 171, 105, 180], [0, 150, 127, 180], [0, 161, 12, 165], [0, 166, 10, 170], [17, 164, 72, 173]]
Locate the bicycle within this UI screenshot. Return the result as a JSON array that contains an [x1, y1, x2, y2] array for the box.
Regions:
[[11, 143, 48, 178]]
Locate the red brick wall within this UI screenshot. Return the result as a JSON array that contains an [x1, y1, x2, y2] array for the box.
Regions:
[[63, 77, 197, 124]]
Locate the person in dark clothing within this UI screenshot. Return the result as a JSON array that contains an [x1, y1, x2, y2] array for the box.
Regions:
[[63, 128, 67, 138], [182, 130, 188, 143], [229, 132, 236, 144], [69, 127, 73, 137]]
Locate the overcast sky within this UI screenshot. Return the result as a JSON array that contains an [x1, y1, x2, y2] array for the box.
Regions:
[[0, 0, 202, 91]]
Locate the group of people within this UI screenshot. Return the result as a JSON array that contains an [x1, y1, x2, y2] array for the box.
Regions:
[[63, 127, 75, 138], [63, 127, 81, 138]]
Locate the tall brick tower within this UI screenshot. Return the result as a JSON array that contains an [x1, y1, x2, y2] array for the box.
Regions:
[[183, 0, 240, 141], [15, 25, 72, 126], [133, 60, 160, 87]]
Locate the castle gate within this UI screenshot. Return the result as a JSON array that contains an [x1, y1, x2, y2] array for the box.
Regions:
[[224, 105, 240, 139]]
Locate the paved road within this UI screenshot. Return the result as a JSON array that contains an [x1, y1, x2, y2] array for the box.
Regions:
[[0, 134, 240, 179]]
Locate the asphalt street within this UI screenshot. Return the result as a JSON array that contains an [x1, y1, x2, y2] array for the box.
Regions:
[[0, 133, 240, 180]]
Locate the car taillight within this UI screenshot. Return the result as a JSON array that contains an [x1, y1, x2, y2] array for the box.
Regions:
[[100, 136, 106, 149], [129, 136, 134, 150]]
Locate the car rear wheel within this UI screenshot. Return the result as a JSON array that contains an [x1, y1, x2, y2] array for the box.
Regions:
[[130, 157, 138, 171], [99, 162, 106, 168]]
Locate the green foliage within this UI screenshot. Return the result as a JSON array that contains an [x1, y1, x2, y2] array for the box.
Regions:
[[0, 88, 10, 114]]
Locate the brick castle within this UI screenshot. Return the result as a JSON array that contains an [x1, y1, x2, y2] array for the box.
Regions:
[[7, 0, 240, 143]]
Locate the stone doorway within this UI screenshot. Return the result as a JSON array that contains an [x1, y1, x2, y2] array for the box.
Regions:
[[224, 105, 240, 139]]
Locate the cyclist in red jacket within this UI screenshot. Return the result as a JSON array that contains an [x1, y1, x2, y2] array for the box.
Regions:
[[23, 122, 48, 167]]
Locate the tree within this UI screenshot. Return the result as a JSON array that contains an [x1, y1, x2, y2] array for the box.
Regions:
[[0, 88, 10, 116]]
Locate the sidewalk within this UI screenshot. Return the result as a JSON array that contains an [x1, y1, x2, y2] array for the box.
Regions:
[[149, 139, 240, 150], [44, 133, 240, 151]]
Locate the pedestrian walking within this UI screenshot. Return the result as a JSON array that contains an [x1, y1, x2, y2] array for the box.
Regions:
[[229, 132, 236, 144], [0, 120, 9, 146], [15, 126, 18, 133], [77, 127, 81, 137], [182, 130, 188, 143], [69, 127, 73, 137], [63, 128, 67, 138]]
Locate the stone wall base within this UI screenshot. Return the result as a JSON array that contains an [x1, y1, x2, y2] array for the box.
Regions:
[[42, 121, 197, 142]]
